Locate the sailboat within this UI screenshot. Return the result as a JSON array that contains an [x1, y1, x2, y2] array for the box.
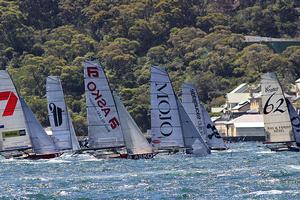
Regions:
[[84, 60, 153, 159], [181, 83, 227, 150], [286, 99, 300, 147], [0, 70, 60, 159], [261, 72, 298, 151], [150, 66, 210, 156], [20, 98, 61, 159], [46, 76, 80, 152], [0, 70, 32, 158], [113, 93, 154, 159], [84, 60, 125, 152]]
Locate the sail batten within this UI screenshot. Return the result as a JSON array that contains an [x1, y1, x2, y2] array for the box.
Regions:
[[150, 66, 185, 148], [46, 76, 80, 151], [84, 61, 124, 148], [261, 72, 294, 143], [0, 70, 32, 151]]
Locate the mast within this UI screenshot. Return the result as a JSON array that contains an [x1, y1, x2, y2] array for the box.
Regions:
[[0, 70, 31, 152], [83, 60, 124, 149], [46, 76, 80, 151], [150, 66, 185, 149], [261, 72, 294, 143], [20, 98, 58, 155], [113, 93, 153, 155]]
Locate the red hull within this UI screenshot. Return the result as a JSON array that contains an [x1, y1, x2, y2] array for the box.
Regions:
[[25, 153, 61, 160]]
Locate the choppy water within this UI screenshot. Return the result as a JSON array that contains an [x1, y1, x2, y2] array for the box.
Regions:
[[0, 142, 299, 200]]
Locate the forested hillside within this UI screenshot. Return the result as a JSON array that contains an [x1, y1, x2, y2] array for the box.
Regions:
[[1, 0, 299, 135]]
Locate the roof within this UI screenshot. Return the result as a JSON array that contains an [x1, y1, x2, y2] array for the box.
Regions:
[[230, 114, 264, 128], [211, 107, 225, 113], [229, 83, 248, 93], [227, 93, 251, 104]]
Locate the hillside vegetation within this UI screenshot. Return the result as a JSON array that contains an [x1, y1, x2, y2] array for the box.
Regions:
[[0, 0, 300, 135]]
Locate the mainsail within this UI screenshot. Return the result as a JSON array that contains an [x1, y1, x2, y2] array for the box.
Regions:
[[20, 98, 57, 155], [114, 93, 153, 155], [84, 61, 124, 148], [261, 72, 294, 143], [150, 66, 185, 148], [181, 83, 226, 149], [0, 70, 31, 151], [177, 98, 210, 155], [46, 76, 80, 151], [286, 99, 300, 145]]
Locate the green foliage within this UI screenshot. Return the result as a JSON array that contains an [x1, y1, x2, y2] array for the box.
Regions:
[[1, 0, 300, 135]]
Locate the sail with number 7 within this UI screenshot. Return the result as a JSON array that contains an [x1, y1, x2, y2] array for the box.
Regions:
[[0, 70, 32, 152]]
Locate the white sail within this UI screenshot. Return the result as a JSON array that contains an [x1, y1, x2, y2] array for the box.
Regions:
[[181, 83, 226, 149], [177, 98, 210, 156], [286, 99, 300, 145], [46, 76, 80, 151], [150, 66, 185, 148], [0, 70, 31, 151], [261, 72, 294, 143], [181, 83, 206, 139], [67, 111, 81, 151], [20, 98, 57, 154], [114, 93, 153, 155], [84, 61, 124, 148]]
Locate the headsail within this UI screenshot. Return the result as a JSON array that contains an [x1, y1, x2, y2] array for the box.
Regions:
[[84, 61, 124, 148], [46, 76, 80, 151], [286, 99, 300, 145], [0, 70, 31, 151], [177, 98, 210, 155], [181, 83, 226, 150], [150, 66, 185, 148], [261, 72, 294, 143], [114, 93, 153, 155], [20, 98, 57, 154]]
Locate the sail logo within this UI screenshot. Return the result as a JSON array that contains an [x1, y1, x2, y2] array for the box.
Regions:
[[87, 66, 99, 78], [0, 91, 18, 117], [156, 83, 173, 137], [86, 67, 120, 130], [49, 103, 63, 126], [190, 89, 203, 128], [207, 124, 221, 139], [265, 85, 279, 93]]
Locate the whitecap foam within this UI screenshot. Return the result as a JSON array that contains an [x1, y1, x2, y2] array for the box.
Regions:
[[288, 165, 300, 170], [248, 190, 298, 196], [256, 151, 275, 154]]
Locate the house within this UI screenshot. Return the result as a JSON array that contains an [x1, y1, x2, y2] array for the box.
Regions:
[[215, 114, 265, 141]]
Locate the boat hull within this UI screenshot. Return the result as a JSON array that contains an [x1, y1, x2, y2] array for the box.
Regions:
[[23, 153, 62, 160], [119, 153, 155, 159]]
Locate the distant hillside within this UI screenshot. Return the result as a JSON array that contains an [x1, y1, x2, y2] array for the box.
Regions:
[[0, 0, 299, 135]]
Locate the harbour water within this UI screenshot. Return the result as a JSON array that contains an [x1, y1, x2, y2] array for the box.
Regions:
[[0, 142, 299, 200]]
